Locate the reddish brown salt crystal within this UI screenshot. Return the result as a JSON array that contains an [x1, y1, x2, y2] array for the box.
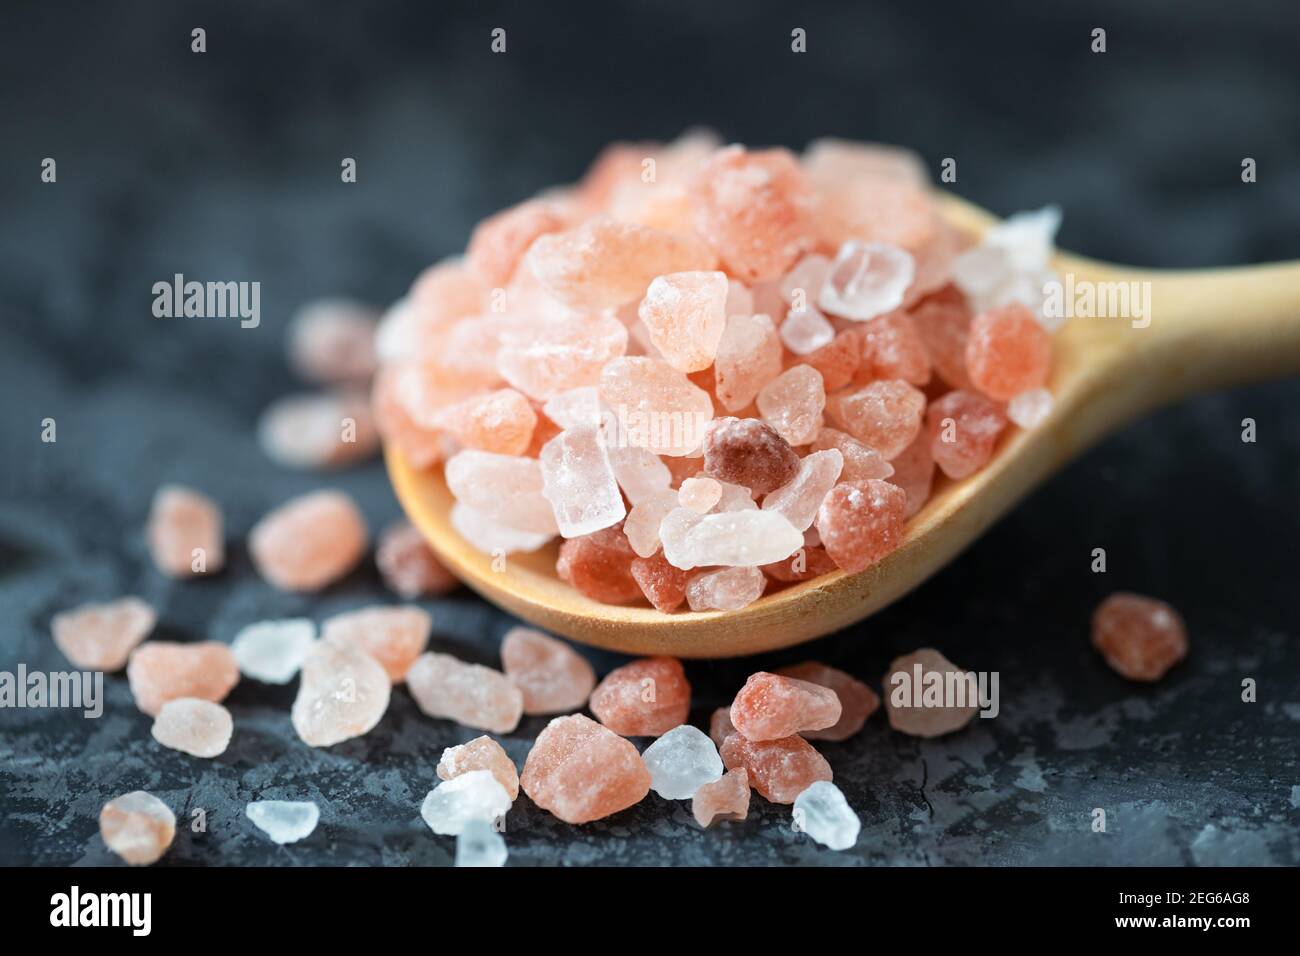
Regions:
[[729, 671, 842, 741], [801, 330, 861, 391], [825, 379, 926, 460], [520, 714, 652, 824], [965, 303, 1052, 401], [760, 544, 839, 583], [249, 490, 368, 593], [371, 365, 452, 470], [466, 199, 566, 287], [321, 605, 431, 683], [714, 313, 784, 412], [126, 641, 240, 717], [887, 432, 936, 518], [691, 145, 816, 282], [287, 299, 379, 385], [909, 287, 974, 390], [1091, 593, 1188, 681], [702, 417, 800, 494], [709, 706, 737, 748], [375, 520, 459, 599], [720, 732, 832, 804], [692, 768, 750, 827], [438, 735, 520, 800], [757, 364, 826, 446], [882, 648, 978, 738], [776, 662, 880, 742], [630, 554, 692, 613], [858, 310, 931, 386], [100, 791, 176, 866], [430, 388, 537, 456], [407, 652, 524, 734], [501, 626, 596, 715], [556, 525, 643, 605], [588, 657, 691, 737], [810, 428, 894, 482], [816, 479, 906, 573], [146, 485, 224, 578], [925, 390, 1007, 479], [51, 596, 155, 672]]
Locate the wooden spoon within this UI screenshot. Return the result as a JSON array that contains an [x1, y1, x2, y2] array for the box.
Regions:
[[387, 193, 1300, 658]]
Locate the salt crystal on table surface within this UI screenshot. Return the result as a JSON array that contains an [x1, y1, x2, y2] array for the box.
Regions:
[[127, 641, 240, 717], [376, 520, 459, 598], [100, 791, 175, 866], [421, 770, 512, 836], [445, 450, 559, 536], [231, 618, 316, 684], [819, 241, 914, 321], [438, 735, 520, 799], [793, 781, 860, 851], [825, 379, 926, 460], [810, 428, 893, 481], [702, 417, 800, 495], [246, 801, 320, 845], [776, 661, 880, 741], [287, 298, 378, 384], [1091, 593, 1188, 682], [151, 698, 233, 758], [543, 386, 603, 430], [685, 566, 767, 611], [606, 443, 673, 505], [257, 391, 379, 469], [588, 657, 691, 737], [540, 424, 626, 537], [641, 724, 724, 799], [720, 733, 832, 804], [816, 479, 906, 573], [692, 768, 751, 827], [248, 489, 368, 592], [450, 503, 553, 555], [630, 553, 693, 612], [407, 652, 524, 734], [321, 605, 431, 683], [498, 314, 628, 401], [146, 485, 225, 577], [882, 648, 979, 738], [291, 640, 390, 746], [456, 818, 508, 867], [1007, 388, 1053, 429], [624, 489, 680, 558], [729, 671, 842, 741], [637, 271, 729, 372], [757, 364, 825, 446], [51, 596, 155, 671], [713, 312, 783, 412], [556, 526, 643, 604], [501, 627, 596, 716], [926, 389, 1007, 479], [762, 448, 843, 531], [780, 304, 835, 355], [520, 714, 652, 823], [678, 476, 722, 513], [680, 510, 803, 568], [599, 357, 714, 456]]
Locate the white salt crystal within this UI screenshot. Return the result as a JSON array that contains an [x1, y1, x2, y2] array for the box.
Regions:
[[539, 424, 626, 537], [986, 205, 1061, 272], [659, 506, 707, 569], [455, 817, 508, 867], [686, 566, 767, 611], [606, 443, 672, 504], [1007, 388, 1054, 429], [641, 725, 724, 799], [543, 387, 603, 430], [819, 241, 915, 321], [762, 448, 843, 531], [793, 780, 860, 851], [725, 279, 754, 317], [681, 510, 804, 567], [678, 476, 722, 514], [780, 305, 835, 355], [246, 800, 320, 845], [625, 489, 680, 558], [231, 619, 316, 684], [445, 450, 559, 535], [778, 254, 830, 306], [421, 770, 512, 836], [450, 503, 553, 555], [950, 244, 1010, 298]]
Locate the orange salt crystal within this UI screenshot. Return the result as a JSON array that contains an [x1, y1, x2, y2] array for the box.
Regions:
[[371, 365, 453, 470], [719, 732, 832, 804], [729, 671, 842, 741], [501, 626, 596, 716], [126, 641, 240, 717], [630, 553, 692, 613], [599, 356, 714, 457], [286, 299, 379, 386], [430, 388, 537, 456], [816, 479, 906, 573], [702, 416, 800, 494], [321, 605, 431, 683], [882, 648, 978, 738], [886, 432, 936, 518], [407, 652, 524, 735], [1091, 593, 1188, 681], [466, 199, 566, 287], [556, 525, 643, 605], [760, 544, 839, 583], [965, 302, 1052, 401], [757, 364, 826, 446], [801, 329, 861, 391], [776, 662, 880, 742], [146, 485, 225, 577], [810, 427, 894, 481], [926, 389, 1007, 479], [407, 259, 487, 326], [588, 657, 691, 737], [857, 309, 931, 386], [520, 714, 652, 824], [910, 288, 974, 391], [51, 596, 155, 672], [438, 735, 520, 800], [815, 176, 938, 260], [498, 314, 628, 402], [100, 792, 176, 866], [825, 379, 926, 460], [292, 640, 391, 746], [637, 270, 730, 372], [248, 490, 368, 593], [692, 768, 750, 827], [375, 520, 459, 599], [713, 312, 784, 412]]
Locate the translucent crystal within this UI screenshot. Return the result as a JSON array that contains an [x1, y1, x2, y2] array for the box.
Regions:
[[501, 627, 596, 716], [445, 450, 558, 535], [641, 724, 724, 799], [291, 641, 391, 747], [762, 448, 843, 531], [1007, 388, 1054, 429], [637, 271, 729, 372], [703, 417, 800, 494], [606, 443, 673, 505], [248, 490, 368, 593], [455, 817, 508, 867], [246, 801, 320, 845], [816, 479, 907, 573], [540, 424, 626, 537], [713, 313, 783, 412], [430, 388, 537, 456], [825, 379, 926, 460], [376, 520, 459, 598], [685, 566, 767, 611], [100, 791, 175, 866], [630, 553, 693, 612], [437, 736, 520, 799], [407, 652, 524, 734], [678, 510, 803, 568], [421, 770, 512, 836], [625, 489, 681, 558], [51, 596, 155, 672], [882, 648, 978, 738], [777, 661, 880, 742], [780, 305, 835, 355], [719, 733, 832, 804], [599, 357, 713, 457], [803, 330, 861, 390], [450, 502, 553, 554], [886, 431, 935, 518], [497, 314, 628, 401], [692, 768, 750, 827], [466, 198, 565, 286], [965, 303, 1052, 401], [127, 641, 240, 717], [678, 476, 722, 513], [151, 698, 233, 758], [757, 365, 825, 446], [1092, 593, 1188, 681], [926, 390, 1007, 479], [146, 485, 224, 578], [819, 241, 915, 321], [588, 657, 691, 737], [858, 310, 931, 386], [520, 714, 652, 823], [321, 605, 431, 683], [287, 298, 379, 384], [810, 428, 893, 481], [729, 671, 842, 741], [779, 254, 830, 306], [543, 386, 603, 430], [793, 781, 860, 851], [232, 619, 316, 684], [556, 526, 643, 603], [257, 391, 378, 469]]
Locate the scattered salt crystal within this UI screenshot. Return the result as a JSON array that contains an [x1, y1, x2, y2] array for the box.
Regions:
[[438, 735, 520, 799], [376, 520, 459, 598], [407, 652, 524, 734], [287, 298, 379, 384], [100, 791, 175, 866], [231, 619, 315, 684], [522, 714, 652, 824], [588, 657, 691, 737], [686, 566, 767, 611], [146, 485, 225, 577], [713, 312, 783, 412], [127, 641, 240, 717], [793, 780, 860, 851], [1092, 593, 1188, 681], [780, 304, 835, 355], [421, 770, 512, 836], [445, 450, 558, 535], [882, 648, 978, 737], [257, 391, 379, 469], [678, 476, 722, 513], [540, 424, 626, 537], [819, 241, 915, 321], [151, 698, 233, 758], [762, 448, 843, 531], [1007, 388, 1054, 429], [641, 724, 724, 799], [720, 732, 832, 804], [729, 671, 842, 741], [776, 661, 880, 742], [692, 768, 751, 827], [291, 640, 390, 747], [637, 271, 729, 372], [501, 627, 595, 716], [757, 364, 825, 446], [51, 596, 155, 672], [248, 490, 368, 592], [246, 801, 320, 845], [321, 605, 431, 683], [455, 817, 508, 867], [450, 502, 553, 554]]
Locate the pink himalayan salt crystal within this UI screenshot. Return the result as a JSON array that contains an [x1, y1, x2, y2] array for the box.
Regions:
[[659, 506, 707, 569], [720, 732, 832, 804], [729, 671, 842, 741], [1007, 387, 1054, 429], [826, 379, 927, 460], [630, 553, 692, 612], [321, 605, 431, 683], [624, 489, 679, 558], [540, 424, 626, 537], [543, 386, 602, 430], [709, 707, 736, 748], [257, 391, 380, 469], [445, 450, 558, 535], [804, 138, 928, 189], [287, 298, 379, 385], [693, 768, 750, 827], [599, 356, 714, 456], [127, 641, 240, 717], [146, 485, 224, 578], [525, 217, 716, 311], [637, 271, 729, 372], [249, 490, 368, 593], [100, 791, 176, 866], [757, 364, 826, 446], [780, 303, 835, 355], [726, 279, 754, 316], [678, 510, 803, 569], [501, 626, 596, 715], [466, 198, 566, 286], [679, 475, 723, 513], [686, 566, 767, 611], [882, 648, 978, 738], [497, 314, 628, 401], [451, 503, 553, 555], [887, 431, 936, 518], [702, 417, 800, 494], [762, 448, 843, 531], [409, 314, 512, 392], [905, 217, 962, 306], [438, 735, 520, 800], [779, 253, 830, 306], [816, 479, 907, 573], [819, 241, 915, 321], [965, 303, 1052, 401], [858, 310, 931, 386], [816, 176, 938, 255], [292, 640, 391, 746], [761, 543, 840, 583], [713, 313, 784, 412], [407, 652, 524, 734], [430, 388, 537, 456], [408, 258, 488, 326], [802, 330, 861, 391], [556, 525, 643, 604], [589, 657, 691, 737], [691, 145, 816, 282], [371, 365, 452, 470], [151, 698, 234, 758], [51, 596, 155, 671], [521, 714, 652, 824], [376, 520, 459, 598], [1092, 593, 1189, 682], [811, 428, 893, 481], [910, 287, 975, 390], [606, 443, 673, 505], [776, 662, 880, 742], [926, 389, 1008, 479]]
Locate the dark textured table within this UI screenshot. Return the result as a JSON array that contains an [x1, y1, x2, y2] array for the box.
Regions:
[[1, 0, 1298, 866]]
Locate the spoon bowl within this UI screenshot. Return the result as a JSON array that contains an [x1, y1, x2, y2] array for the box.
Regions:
[[388, 193, 1300, 657]]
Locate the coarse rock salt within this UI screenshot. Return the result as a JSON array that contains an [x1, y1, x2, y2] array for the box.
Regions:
[[810, 428, 893, 481], [257, 391, 379, 470], [455, 818, 508, 867], [540, 424, 626, 537], [321, 605, 431, 683], [556, 525, 643, 603], [127, 641, 240, 717], [793, 780, 860, 851], [692, 767, 751, 827], [1007, 387, 1053, 429], [231, 618, 316, 684], [421, 770, 512, 836], [780, 304, 835, 355], [641, 724, 725, 799], [816, 479, 907, 573], [1091, 593, 1188, 682], [520, 713, 652, 823], [498, 314, 629, 401], [719, 732, 832, 805], [599, 356, 714, 457], [678, 475, 723, 513], [291, 640, 391, 747], [246, 800, 320, 845], [702, 416, 800, 495], [543, 386, 603, 431], [501, 627, 596, 716], [375, 520, 459, 598], [857, 309, 931, 386], [450, 502, 553, 555], [51, 596, 155, 672], [146, 485, 225, 577], [100, 791, 175, 866], [776, 661, 879, 741], [637, 270, 729, 372], [151, 698, 233, 758], [287, 298, 379, 385], [708, 707, 736, 748], [803, 330, 862, 391], [248, 490, 368, 592], [760, 543, 840, 583], [713, 312, 784, 412], [630, 553, 693, 612], [430, 388, 538, 456], [757, 364, 825, 446], [686, 565, 767, 611], [825, 379, 926, 460], [926, 389, 1007, 479], [466, 198, 566, 287], [407, 652, 524, 734], [819, 241, 915, 321], [606, 442, 673, 505], [588, 657, 691, 737], [729, 671, 842, 741], [437, 735, 520, 800], [965, 303, 1052, 401], [882, 648, 979, 738], [445, 450, 558, 536], [676, 509, 803, 569], [885, 431, 935, 518], [623, 489, 679, 558], [762, 448, 843, 531]]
